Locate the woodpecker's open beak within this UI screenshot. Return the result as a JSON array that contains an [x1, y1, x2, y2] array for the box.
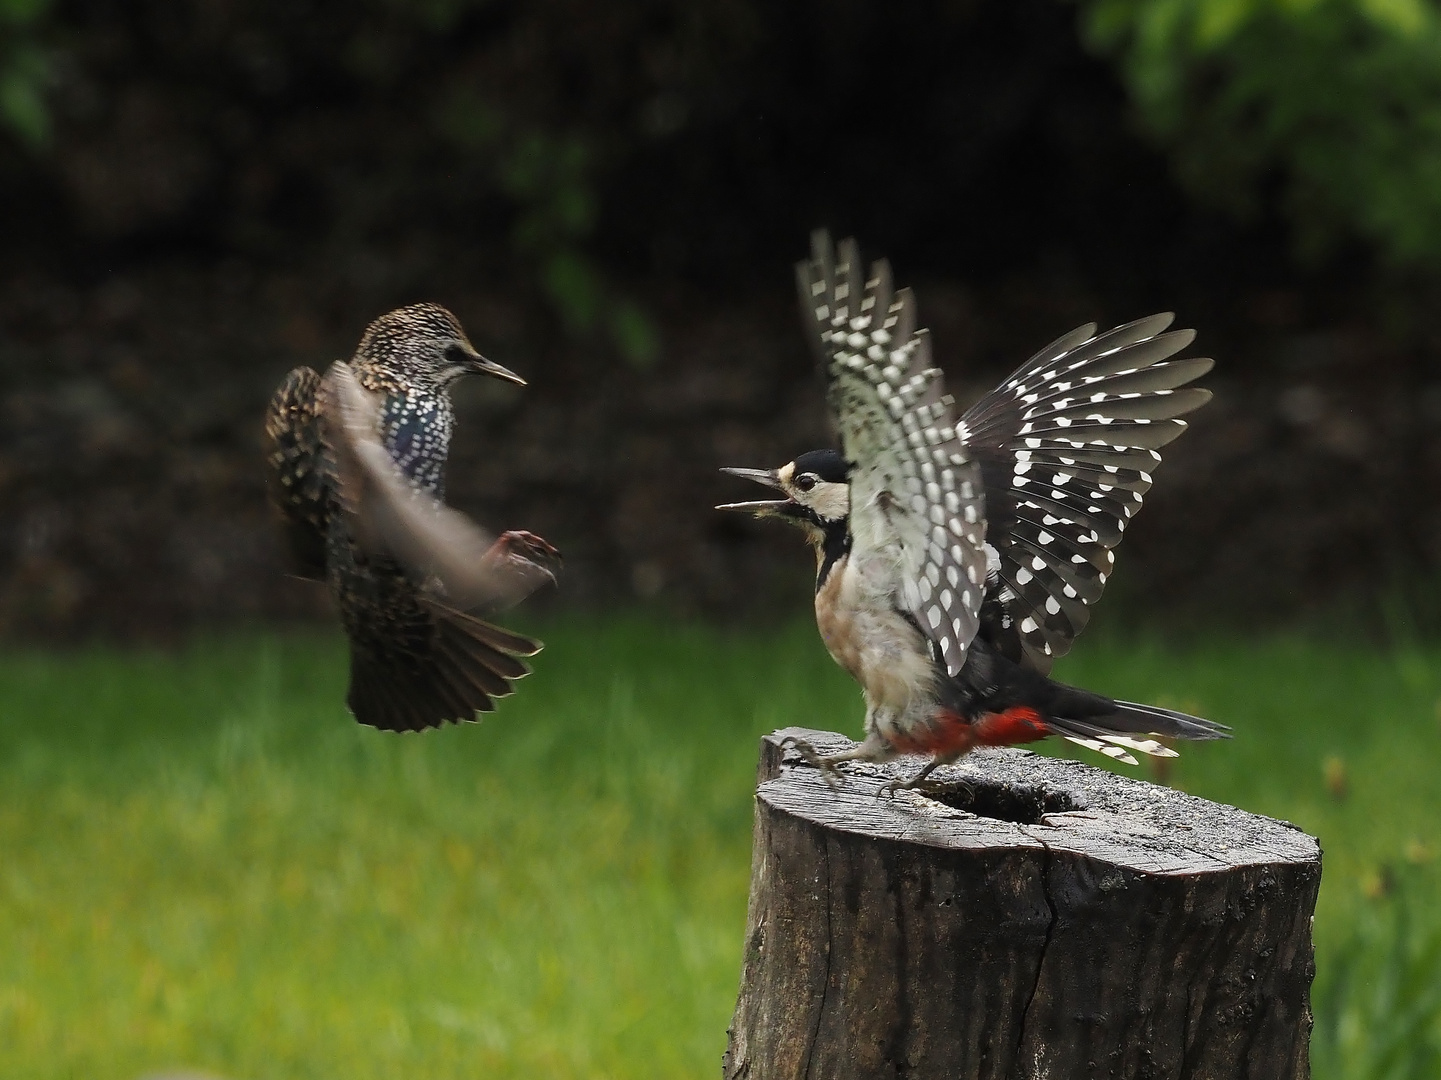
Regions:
[[716, 467, 802, 518], [460, 342, 527, 387]]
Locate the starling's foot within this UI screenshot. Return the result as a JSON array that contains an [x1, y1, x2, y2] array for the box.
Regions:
[[780, 736, 844, 790], [488, 530, 563, 583]]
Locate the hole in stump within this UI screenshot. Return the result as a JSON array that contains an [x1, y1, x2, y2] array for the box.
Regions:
[[924, 780, 1079, 824]]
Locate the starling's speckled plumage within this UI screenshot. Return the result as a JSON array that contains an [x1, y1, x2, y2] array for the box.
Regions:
[[265, 303, 560, 732]]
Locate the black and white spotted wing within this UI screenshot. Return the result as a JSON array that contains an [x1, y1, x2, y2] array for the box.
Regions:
[[797, 232, 989, 678], [960, 314, 1212, 673]]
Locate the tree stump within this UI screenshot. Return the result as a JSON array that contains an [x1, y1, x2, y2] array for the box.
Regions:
[[724, 728, 1321, 1080]]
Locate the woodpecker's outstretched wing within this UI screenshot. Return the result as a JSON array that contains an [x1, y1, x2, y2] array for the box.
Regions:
[[961, 316, 1212, 673], [797, 232, 988, 677], [321, 361, 556, 612]]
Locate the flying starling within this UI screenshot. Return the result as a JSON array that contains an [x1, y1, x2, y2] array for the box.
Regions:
[[264, 303, 560, 732]]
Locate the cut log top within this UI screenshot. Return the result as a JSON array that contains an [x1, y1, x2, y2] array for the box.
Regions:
[[760, 727, 1318, 876], [728, 730, 1323, 1079]]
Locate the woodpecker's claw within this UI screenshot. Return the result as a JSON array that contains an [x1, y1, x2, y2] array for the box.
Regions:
[[780, 736, 843, 790], [877, 759, 949, 799], [879, 777, 948, 799]]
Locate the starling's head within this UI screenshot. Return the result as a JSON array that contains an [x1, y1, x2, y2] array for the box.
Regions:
[[717, 448, 850, 536], [354, 303, 525, 388]]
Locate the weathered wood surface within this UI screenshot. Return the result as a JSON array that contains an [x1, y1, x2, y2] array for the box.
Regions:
[[723, 728, 1321, 1080]]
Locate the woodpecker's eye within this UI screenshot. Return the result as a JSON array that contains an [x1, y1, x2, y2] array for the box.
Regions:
[[796, 473, 817, 492]]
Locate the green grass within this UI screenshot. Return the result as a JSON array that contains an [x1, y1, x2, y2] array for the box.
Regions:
[[0, 618, 1438, 1078]]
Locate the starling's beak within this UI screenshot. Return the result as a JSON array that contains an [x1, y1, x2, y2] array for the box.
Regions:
[[460, 342, 527, 387], [716, 467, 801, 518]]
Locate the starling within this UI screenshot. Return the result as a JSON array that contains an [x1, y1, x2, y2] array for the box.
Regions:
[[264, 303, 561, 732]]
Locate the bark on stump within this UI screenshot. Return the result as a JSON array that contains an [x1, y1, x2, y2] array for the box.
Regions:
[[724, 727, 1321, 1080]]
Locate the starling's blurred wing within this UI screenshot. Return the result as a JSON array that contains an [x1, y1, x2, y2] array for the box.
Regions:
[[960, 316, 1212, 673], [264, 365, 330, 579], [320, 361, 555, 612], [797, 232, 988, 678]]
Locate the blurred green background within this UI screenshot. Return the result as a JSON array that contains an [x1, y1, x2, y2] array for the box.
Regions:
[[2, 623, 1439, 1077], [0, 0, 1440, 1076]]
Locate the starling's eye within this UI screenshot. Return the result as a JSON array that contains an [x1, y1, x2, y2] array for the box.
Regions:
[[443, 343, 468, 365], [796, 473, 817, 492]]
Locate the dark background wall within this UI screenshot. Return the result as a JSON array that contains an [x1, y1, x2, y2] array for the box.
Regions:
[[1, 0, 1437, 638]]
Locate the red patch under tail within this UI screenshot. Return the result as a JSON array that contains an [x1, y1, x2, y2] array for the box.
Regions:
[[971, 706, 1049, 747], [891, 706, 1050, 757]]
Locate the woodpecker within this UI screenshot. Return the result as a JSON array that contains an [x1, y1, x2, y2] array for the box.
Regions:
[[265, 303, 561, 732], [719, 234, 1227, 788]]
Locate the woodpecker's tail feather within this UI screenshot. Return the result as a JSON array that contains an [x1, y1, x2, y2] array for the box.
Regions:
[[1104, 699, 1231, 740], [1043, 700, 1229, 766], [346, 600, 541, 732]]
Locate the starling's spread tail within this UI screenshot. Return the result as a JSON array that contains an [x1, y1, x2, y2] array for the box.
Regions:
[[1042, 697, 1230, 765], [346, 599, 541, 732]]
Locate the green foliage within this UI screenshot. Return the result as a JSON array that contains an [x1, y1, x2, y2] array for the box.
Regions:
[[1, 621, 1440, 1075], [435, 80, 660, 368], [5, 0, 665, 365], [1081, 0, 1441, 267], [0, 0, 50, 146], [608, 298, 660, 368]]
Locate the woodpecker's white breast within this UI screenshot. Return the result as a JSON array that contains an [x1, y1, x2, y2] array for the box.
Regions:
[[815, 549, 939, 740]]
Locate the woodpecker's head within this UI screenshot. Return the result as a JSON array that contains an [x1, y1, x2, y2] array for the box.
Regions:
[[717, 448, 850, 537], [353, 303, 525, 389]]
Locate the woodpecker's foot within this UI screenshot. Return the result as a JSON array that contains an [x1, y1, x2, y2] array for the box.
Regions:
[[878, 777, 965, 799], [486, 530, 563, 583], [779, 736, 844, 790], [877, 759, 952, 798]]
